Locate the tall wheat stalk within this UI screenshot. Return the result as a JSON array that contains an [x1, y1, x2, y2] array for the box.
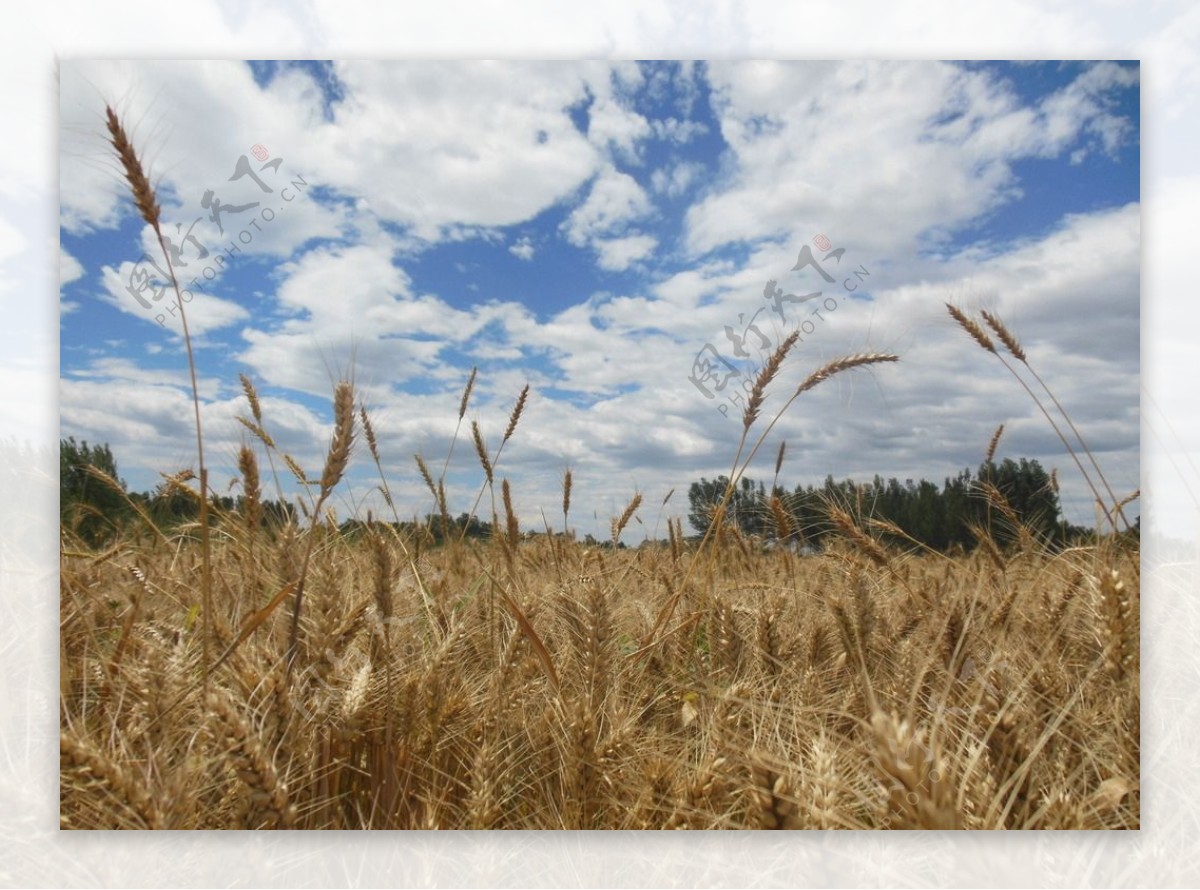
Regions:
[[642, 344, 899, 650], [105, 105, 214, 686], [286, 380, 356, 681], [980, 309, 1131, 531], [946, 303, 1125, 532]]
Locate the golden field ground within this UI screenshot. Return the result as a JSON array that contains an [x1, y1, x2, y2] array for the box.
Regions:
[[60, 519, 1139, 830]]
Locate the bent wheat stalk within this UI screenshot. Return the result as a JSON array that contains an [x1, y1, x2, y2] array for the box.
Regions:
[[981, 309, 1130, 531], [947, 303, 1120, 532]]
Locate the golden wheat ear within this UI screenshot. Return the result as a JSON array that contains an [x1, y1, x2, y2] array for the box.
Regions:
[[104, 105, 162, 234]]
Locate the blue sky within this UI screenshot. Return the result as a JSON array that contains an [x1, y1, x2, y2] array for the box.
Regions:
[[59, 60, 1140, 538]]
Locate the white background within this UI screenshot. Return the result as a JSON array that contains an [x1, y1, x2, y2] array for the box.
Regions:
[[3, 1, 1196, 886]]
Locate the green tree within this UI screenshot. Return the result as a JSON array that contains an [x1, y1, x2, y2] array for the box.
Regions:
[[685, 455, 1069, 555], [977, 458, 1062, 545], [60, 437, 128, 546], [688, 476, 770, 537], [687, 475, 730, 535]]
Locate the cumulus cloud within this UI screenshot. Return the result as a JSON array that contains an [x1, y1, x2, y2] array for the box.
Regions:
[[560, 164, 657, 268], [60, 247, 84, 287], [685, 61, 1138, 259], [561, 165, 653, 245], [593, 234, 658, 271], [585, 75, 652, 160]]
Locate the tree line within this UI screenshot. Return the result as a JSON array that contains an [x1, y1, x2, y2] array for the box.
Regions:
[[62, 438, 1131, 551], [60, 437, 497, 547], [686, 458, 1122, 551]]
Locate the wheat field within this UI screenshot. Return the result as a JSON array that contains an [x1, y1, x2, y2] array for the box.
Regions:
[[59, 468, 1139, 830], [58, 105, 1139, 832]]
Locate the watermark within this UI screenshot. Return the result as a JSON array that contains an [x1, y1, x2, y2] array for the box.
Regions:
[[123, 146, 308, 327], [688, 234, 871, 419]]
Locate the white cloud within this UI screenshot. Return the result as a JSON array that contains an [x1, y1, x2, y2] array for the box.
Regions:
[[685, 61, 1137, 259], [302, 61, 605, 239], [59, 60, 1140, 540], [65, 356, 221, 399], [560, 164, 656, 268], [650, 160, 705, 197], [586, 82, 651, 161], [59, 247, 84, 287], [57, 60, 696, 258], [59, 246, 84, 315], [651, 116, 708, 143], [562, 165, 653, 245], [98, 261, 250, 337], [509, 236, 535, 261], [593, 234, 658, 271], [234, 237, 534, 397], [1038, 61, 1138, 158], [59, 61, 348, 253]]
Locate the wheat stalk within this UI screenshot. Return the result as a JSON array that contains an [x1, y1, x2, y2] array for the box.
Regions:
[[502, 478, 519, 551], [1098, 568, 1135, 681], [562, 468, 573, 535], [61, 733, 164, 829], [744, 331, 799, 431], [612, 492, 644, 546], [438, 365, 478, 488], [459, 366, 477, 420], [237, 445, 262, 533], [980, 310, 1026, 361], [503, 384, 529, 444], [985, 424, 1004, 464], [105, 105, 213, 685], [946, 303, 1119, 532], [104, 106, 161, 234], [795, 352, 901, 396], [871, 711, 962, 829], [319, 382, 355, 497], [472, 420, 493, 485], [946, 302, 996, 354], [206, 689, 295, 828], [287, 380, 356, 681], [982, 308, 1130, 531]]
